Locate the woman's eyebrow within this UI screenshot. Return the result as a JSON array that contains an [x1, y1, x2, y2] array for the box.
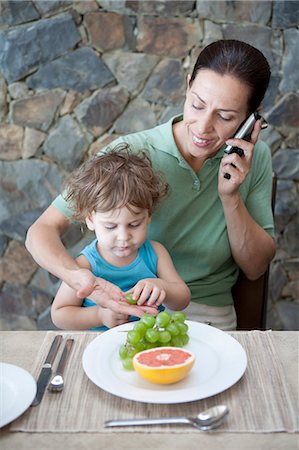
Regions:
[[191, 92, 238, 113]]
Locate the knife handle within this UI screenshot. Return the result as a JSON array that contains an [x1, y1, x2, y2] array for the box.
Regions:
[[45, 335, 63, 365], [31, 335, 62, 406]]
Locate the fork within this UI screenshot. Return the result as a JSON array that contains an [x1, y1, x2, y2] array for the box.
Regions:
[[48, 338, 74, 392]]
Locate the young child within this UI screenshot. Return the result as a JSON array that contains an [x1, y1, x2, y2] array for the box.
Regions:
[[51, 145, 190, 330]]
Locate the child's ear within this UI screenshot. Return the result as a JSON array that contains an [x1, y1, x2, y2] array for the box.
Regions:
[[85, 215, 95, 231]]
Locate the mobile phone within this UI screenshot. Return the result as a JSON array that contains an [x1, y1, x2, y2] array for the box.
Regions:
[[223, 112, 267, 179], [223, 112, 267, 157]]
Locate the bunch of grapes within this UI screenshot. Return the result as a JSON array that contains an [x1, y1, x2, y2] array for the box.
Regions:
[[119, 311, 189, 370]]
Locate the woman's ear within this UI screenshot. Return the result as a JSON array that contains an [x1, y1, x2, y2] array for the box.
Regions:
[[186, 74, 191, 92], [85, 214, 95, 231]]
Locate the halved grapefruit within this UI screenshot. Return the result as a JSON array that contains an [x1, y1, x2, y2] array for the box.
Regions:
[[133, 347, 195, 384]]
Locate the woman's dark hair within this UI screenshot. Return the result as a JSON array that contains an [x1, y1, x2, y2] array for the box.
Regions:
[[190, 40, 271, 113]]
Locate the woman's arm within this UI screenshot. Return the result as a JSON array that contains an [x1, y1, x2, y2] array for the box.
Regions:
[[218, 122, 276, 279], [51, 256, 130, 330], [131, 241, 191, 310]]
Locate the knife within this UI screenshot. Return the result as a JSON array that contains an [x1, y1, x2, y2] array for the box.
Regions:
[[31, 335, 62, 406]]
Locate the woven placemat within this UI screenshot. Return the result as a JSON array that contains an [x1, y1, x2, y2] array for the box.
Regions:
[[11, 330, 298, 433]]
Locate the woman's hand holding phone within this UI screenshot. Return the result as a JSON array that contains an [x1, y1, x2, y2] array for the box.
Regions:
[[218, 116, 264, 196]]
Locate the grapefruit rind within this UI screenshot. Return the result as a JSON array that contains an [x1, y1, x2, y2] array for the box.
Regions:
[[133, 347, 195, 384]]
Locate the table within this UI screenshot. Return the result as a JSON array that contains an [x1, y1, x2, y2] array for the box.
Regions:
[[1, 331, 298, 450]]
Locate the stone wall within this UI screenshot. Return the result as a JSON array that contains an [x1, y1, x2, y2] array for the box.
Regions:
[[0, 0, 298, 330]]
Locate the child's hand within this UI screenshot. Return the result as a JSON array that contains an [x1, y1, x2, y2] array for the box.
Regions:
[[100, 308, 130, 329], [128, 279, 166, 307]]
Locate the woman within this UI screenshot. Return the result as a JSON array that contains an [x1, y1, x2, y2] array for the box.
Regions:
[[26, 40, 276, 330]]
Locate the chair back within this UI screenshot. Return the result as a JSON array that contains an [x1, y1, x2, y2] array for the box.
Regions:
[[233, 172, 277, 330]]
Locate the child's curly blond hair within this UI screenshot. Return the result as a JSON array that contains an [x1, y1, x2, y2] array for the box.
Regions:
[[64, 143, 169, 221]]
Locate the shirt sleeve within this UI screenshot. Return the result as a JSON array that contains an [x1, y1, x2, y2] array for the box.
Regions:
[[51, 191, 75, 221]]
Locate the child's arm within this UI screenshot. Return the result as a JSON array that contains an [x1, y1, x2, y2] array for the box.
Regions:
[[51, 255, 129, 330], [129, 241, 191, 311]]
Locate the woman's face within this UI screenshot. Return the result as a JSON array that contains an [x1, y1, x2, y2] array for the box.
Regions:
[[178, 69, 251, 163]]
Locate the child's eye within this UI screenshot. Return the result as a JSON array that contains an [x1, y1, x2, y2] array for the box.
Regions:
[[129, 222, 141, 228], [105, 224, 116, 230]]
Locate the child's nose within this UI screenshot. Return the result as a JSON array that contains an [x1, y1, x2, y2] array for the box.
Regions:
[[117, 227, 130, 241]]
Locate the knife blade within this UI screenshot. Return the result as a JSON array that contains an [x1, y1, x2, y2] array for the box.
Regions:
[[31, 335, 62, 406]]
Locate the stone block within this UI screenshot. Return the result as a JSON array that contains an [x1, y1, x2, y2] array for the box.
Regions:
[[0, 208, 45, 242], [267, 93, 299, 129], [34, 0, 72, 16], [0, 74, 7, 121], [197, 0, 271, 24], [0, 160, 63, 225], [75, 85, 129, 136], [142, 58, 185, 106], [114, 97, 157, 134], [276, 301, 299, 330], [272, 149, 299, 181], [27, 47, 115, 92], [126, 0, 195, 16], [279, 28, 299, 94], [22, 127, 46, 159], [7, 81, 29, 100], [137, 16, 202, 58], [0, 0, 39, 27], [0, 124, 23, 160], [274, 180, 298, 230], [84, 11, 135, 52], [0, 282, 36, 322], [10, 89, 66, 131], [0, 241, 37, 285], [43, 115, 89, 171], [269, 261, 288, 303], [272, 0, 299, 28], [0, 13, 80, 83], [103, 51, 159, 94]]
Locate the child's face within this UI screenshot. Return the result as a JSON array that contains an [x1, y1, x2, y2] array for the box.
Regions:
[[86, 206, 150, 267]]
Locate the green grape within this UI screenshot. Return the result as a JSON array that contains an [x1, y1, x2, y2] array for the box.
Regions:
[[176, 322, 188, 335], [181, 334, 189, 345], [127, 330, 141, 346], [172, 312, 186, 323], [158, 330, 171, 344], [145, 341, 157, 350], [126, 345, 139, 358], [166, 322, 180, 337], [133, 321, 147, 337], [125, 292, 138, 305], [155, 311, 171, 328], [145, 328, 159, 343], [122, 357, 134, 370], [135, 340, 146, 352], [171, 335, 184, 347], [119, 344, 128, 360], [140, 313, 156, 328]]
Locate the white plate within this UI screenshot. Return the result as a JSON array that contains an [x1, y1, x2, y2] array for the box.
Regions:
[[0, 362, 37, 427], [82, 321, 247, 404]]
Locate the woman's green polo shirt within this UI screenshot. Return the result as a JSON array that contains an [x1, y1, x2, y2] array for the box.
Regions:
[[52, 115, 274, 307]]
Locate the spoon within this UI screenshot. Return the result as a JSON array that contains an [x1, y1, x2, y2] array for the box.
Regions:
[[104, 405, 229, 430], [48, 339, 74, 392]]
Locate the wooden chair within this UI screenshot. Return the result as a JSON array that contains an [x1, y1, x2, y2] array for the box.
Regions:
[[233, 172, 277, 330]]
